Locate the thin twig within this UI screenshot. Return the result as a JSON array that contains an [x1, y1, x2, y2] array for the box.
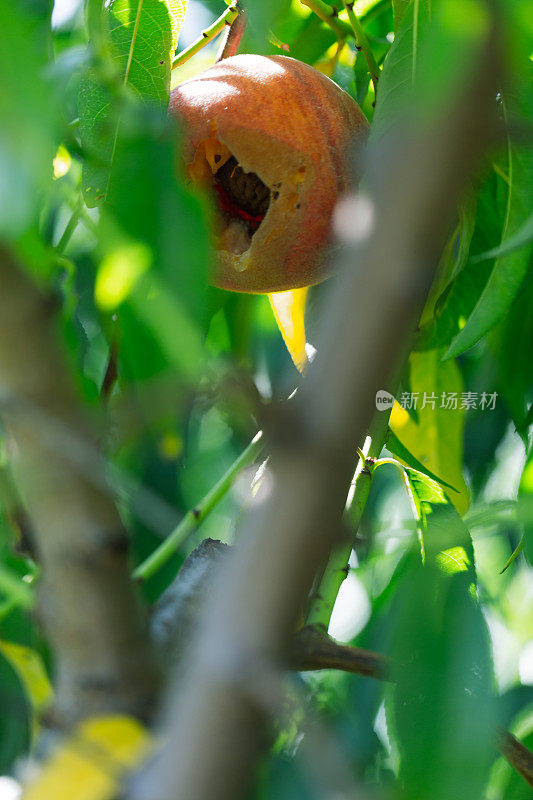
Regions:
[[133, 431, 264, 582], [291, 629, 390, 679], [498, 728, 533, 789], [343, 1, 380, 96], [54, 201, 82, 254], [300, 0, 352, 39], [172, 4, 239, 70]]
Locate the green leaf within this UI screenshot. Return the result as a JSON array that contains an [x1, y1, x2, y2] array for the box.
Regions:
[[390, 350, 470, 513], [416, 171, 501, 351], [167, 0, 188, 54], [0, 641, 52, 717], [0, 0, 58, 237], [287, 12, 337, 65], [0, 651, 32, 772], [501, 728, 533, 800], [392, 0, 410, 31], [370, 0, 430, 141], [499, 538, 523, 574], [493, 270, 533, 439], [96, 107, 209, 382], [388, 544, 495, 800], [245, 0, 292, 53], [519, 455, 533, 568], [387, 429, 458, 492], [79, 0, 186, 206], [417, 194, 477, 339], [404, 467, 474, 569], [404, 465, 448, 508], [446, 94, 533, 358], [371, 0, 489, 143], [473, 208, 533, 261]]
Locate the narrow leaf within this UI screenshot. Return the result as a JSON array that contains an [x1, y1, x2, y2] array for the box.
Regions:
[[387, 428, 458, 492], [446, 98, 533, 358], [473, 208, 533, 262], [388, 547, 495, 800]]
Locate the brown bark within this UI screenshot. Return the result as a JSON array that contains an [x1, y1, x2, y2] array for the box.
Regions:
[[0, 247, 157, 724]]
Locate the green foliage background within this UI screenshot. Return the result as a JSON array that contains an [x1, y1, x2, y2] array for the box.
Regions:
[[0, 0, 532, 797]]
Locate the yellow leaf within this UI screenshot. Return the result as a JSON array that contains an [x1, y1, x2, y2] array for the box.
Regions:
[[390, 350, 470, 514], [23, 716, 152, 800], [268, 287, 309, 373], [0, 641, 52, 714]]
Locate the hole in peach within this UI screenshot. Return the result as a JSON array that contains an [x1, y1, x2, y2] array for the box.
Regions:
[[187, 133, 272, 260], [213, 157, 271, 256]]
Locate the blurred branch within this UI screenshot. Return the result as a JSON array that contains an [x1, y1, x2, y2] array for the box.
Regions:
[[127, 16, 501, 800], [498, 729, 533, 789], [54, 199, 82, 254], [0, 246, 157, 724], [171, 4, 239, 70], [101, 323, 120, 401]]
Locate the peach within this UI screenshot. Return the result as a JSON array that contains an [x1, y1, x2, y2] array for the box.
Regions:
[[169, 54, 369, 293]]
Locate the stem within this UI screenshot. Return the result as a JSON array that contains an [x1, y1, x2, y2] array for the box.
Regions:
[[216, 6, 247, 62], [172, 5, 239, 70], [133, 431, 264, 581], [291, 629, 390, 679], [101, 331, 120, 400], [300, 0, 352, 40], [343, 1, 380, 96], [54, 201, 82, 254], [305, 406, 391, 631], [79, 204, 98, 236], [499, 729, 533, 789]]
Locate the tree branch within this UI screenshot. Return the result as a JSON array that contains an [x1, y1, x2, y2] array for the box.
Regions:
[[0, 246, 157, 724], [127, 16, 501, 800], [290, 633, 533, 789], [291, 629, 390, 679], [498, 729, 533, 789]]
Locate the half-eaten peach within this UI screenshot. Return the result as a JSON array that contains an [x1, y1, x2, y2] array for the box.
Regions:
[[169, 54, 369, 293]]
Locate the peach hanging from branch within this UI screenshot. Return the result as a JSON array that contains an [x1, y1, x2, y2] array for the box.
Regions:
[[170, 54, 369, 294]]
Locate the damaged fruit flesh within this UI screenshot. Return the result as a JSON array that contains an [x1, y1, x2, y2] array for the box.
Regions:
[[170, 54, 369, 293]]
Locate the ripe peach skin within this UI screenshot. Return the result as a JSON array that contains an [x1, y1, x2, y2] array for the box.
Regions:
[[169, 54, 369, 293]]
